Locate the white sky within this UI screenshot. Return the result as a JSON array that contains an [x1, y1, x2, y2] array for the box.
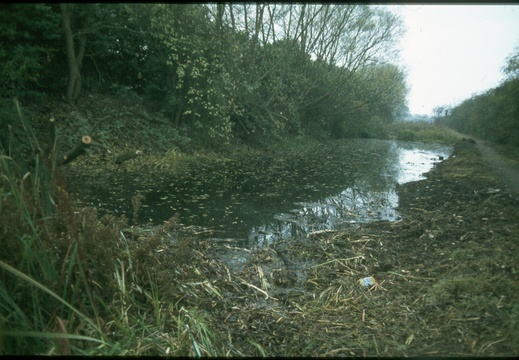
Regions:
[[387, 4, 519, 116]]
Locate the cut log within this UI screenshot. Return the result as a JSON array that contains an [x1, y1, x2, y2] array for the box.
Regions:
[[115, 150, 143, 165], [58, 135, 92, 166]]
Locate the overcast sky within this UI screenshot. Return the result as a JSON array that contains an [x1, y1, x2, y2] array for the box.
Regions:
[[387, 4, 519, 116]]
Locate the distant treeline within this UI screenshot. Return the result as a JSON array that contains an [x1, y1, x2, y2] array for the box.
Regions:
[[1, 4, 409, 145], [437, 49, 519, 147]]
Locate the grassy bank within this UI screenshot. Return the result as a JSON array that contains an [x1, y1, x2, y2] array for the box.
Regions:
[[0, 113, 180, 354]]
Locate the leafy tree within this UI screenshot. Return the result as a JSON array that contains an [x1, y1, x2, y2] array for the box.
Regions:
[[147, 4, 241, 143], [444, 77, 519, 146], [223, 4, 406, 140], [444, 45, 519, 145], [84, 4, 168, 97]]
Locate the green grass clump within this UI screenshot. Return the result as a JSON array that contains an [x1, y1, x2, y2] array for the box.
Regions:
[[383, 121, 463, 144]]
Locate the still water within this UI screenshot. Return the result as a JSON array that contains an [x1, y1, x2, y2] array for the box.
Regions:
[[70, 140, 452, 246], [242, 140, 451, 246]]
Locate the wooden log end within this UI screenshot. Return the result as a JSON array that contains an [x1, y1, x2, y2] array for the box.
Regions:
[[82, 135, 92, 144]]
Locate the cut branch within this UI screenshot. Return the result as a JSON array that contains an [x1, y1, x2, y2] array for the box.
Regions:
[[115, 150, 143, 165], [58, 135, 92, 166]]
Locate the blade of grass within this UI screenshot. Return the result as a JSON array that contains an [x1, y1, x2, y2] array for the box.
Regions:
[[14, 98, 41, 154], [247, 338, 267, 357], [147, 270, 162, 328], [0, 259, 104, 338], [0, 283, 31, 329], [1, 330, 108, 345]]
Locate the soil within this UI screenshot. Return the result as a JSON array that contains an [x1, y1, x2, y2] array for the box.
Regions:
[[133, 138, 519, 356]]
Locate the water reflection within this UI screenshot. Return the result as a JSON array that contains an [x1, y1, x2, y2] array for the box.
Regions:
[[249, 187, 399, 247], [244, 141, 451, 247], [396, 143, 448, 184]]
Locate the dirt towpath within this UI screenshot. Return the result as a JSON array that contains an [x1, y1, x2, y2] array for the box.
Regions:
[[474, 140, 519, 194]]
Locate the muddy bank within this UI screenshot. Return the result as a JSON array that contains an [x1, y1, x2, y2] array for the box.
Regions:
[[130, 138, 519, 356], [333, 138, 519, 355]]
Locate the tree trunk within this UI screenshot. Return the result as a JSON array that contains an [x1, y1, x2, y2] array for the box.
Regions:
[[216, 3, 224, 34], [60, 3, 86, 102]]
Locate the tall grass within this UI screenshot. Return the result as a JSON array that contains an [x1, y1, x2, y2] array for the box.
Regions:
[[382, 121, 463, 144], [0, 99, 219, 355]]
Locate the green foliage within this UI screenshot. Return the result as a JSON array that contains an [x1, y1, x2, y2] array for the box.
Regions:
[[146, 4, 238, 145], [3, 4, 408, 147], [90, 4, 406, 145], [443, 77, 519, 147], [0, 98, 55, 172], [51, 94, 191, 158], [511, 301, 519, 348], [440, 46, 519, 147], [0, 4, 61, 97]]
